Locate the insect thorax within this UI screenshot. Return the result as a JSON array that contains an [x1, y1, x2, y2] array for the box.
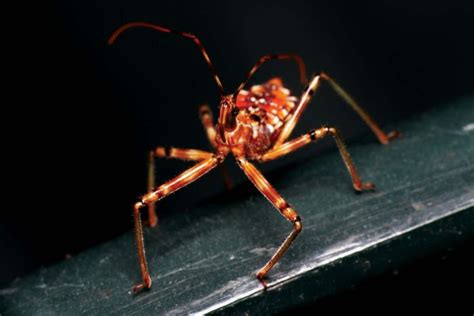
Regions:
[[226, 77, 299, 158]]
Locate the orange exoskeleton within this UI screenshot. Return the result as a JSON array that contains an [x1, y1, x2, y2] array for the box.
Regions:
[[108, 22, 399, 293]]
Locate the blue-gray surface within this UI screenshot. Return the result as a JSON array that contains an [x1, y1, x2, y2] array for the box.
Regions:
[[1, 99, 473, 315]]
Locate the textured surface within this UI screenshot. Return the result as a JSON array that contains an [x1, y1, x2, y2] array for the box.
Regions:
[[1, 98, 473, 315]]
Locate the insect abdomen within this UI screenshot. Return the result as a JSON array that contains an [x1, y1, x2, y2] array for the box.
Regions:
[[236, 77, 298, 140]]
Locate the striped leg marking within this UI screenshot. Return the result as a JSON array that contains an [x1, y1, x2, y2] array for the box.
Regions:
[[237, 157, 302, 288], [147, 147, 214, 227], [133, 156, 223, 293]]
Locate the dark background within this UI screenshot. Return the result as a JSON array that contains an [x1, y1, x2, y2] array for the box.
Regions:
[[3, 0, 473, 310]]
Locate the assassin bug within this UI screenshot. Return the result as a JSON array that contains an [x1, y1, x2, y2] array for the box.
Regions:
[[108, 22, 399, 293]]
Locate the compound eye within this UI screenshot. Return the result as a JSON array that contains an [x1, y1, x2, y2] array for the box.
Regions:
[[231, 108, 239, 117]]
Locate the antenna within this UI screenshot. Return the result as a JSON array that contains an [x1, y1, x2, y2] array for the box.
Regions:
[[108, 22, 224, 95]]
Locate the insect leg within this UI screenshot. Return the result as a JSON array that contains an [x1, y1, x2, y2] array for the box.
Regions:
[[319, 73, 400, 144], [199, 104, 233, 189], [260, 127, 375, 192], [234, 54, 308, 97], [133, 155, 223, 293], [199, 104, 217, 148], [147, 150, 157, 227], [146, 147, 214, 227], [236, 157, 302, 288], [275, 74, 399, 146]]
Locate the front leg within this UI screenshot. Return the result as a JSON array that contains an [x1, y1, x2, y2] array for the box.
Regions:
[[147, 147, 214, 227], [260, 127, 374, 192], [133, 155, 223, 293], [236, 157, 302, 288]]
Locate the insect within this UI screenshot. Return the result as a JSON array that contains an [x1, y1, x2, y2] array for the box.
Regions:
[[108, 22, 399, 293]]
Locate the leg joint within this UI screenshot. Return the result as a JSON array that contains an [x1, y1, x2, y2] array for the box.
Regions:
[[134, 201, 145, 213], [321, 126, 338, 136], [141, 190, 161, 205], [154, 147, 166, 158], [309, 127, 337, 141], [319, 72, 329, 80], [279, 202, 300, 224], [293, 216, 302, 233], [154, 146, 172, 158]]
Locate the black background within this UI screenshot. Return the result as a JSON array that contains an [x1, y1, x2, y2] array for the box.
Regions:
[[3, 0, 474, 310]]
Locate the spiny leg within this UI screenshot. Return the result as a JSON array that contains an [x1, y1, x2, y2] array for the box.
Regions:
[[275, 73, 399, 146], [236, 157, 302, 288], [234, 53, 308, 97], [260, 127, 375, 192], [146, 147, 214, 227], [199, 104, 233, 189], [133, 155, 223, 293]]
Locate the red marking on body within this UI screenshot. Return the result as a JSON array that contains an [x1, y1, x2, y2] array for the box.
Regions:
[[236, 78, 298, 142]]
